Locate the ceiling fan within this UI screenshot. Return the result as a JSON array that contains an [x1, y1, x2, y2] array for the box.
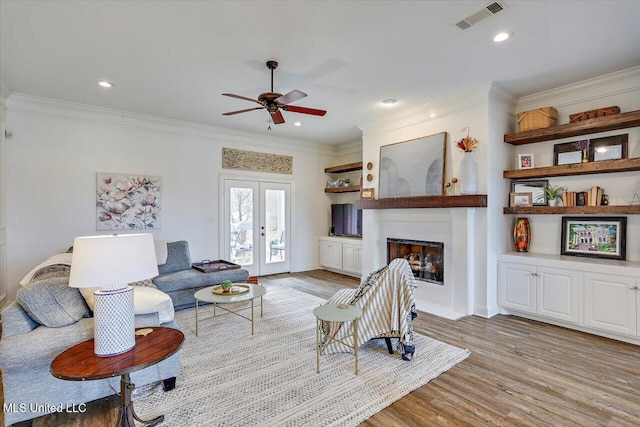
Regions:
[[222, 60, 327, 125]]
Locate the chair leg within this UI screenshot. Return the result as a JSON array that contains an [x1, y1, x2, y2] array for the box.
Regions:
[[384, 337, 394, 354]]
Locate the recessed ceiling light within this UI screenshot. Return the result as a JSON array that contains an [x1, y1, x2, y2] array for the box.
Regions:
[[98, 80, 114, 88], [294, 121, 302, 127], [493, 32, 511, 42], [382, 99, 398, 106]]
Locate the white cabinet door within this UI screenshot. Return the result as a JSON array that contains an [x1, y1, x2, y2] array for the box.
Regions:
[[537, 267, 580, 324], [342, 244, 356, 274], [354, 245, 362, 275], [584, 273, 636, 336], [319, 241, 342, 270], [342, 243, 363, 276], [499, 263, 537, 314]]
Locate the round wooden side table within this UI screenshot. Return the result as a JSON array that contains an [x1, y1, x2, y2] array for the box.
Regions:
[[51, 327, 184, 427]]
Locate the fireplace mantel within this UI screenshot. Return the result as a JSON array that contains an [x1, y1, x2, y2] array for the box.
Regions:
[[355, 195, 487, 210]]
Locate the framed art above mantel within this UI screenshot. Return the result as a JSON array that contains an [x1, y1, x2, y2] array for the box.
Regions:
[[378, 132, 446, 198]]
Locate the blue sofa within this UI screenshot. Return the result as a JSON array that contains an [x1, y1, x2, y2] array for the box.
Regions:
[[152, 241, 249, 310], [0, 240, 247, 425], [0, 294, 181, 426]]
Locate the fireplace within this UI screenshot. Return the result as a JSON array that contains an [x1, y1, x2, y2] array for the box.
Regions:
[[387, 238, 444, 285]]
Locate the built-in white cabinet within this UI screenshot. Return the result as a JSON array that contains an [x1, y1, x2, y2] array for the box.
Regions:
[[318, 237, 362, 278], [500, 262, 580, 324], [498, 252, 640, 345], [584, 273, 637, 336], [342, 243, 362, 276]]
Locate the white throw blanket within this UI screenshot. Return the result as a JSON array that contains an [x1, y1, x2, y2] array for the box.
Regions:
[[323, 258, 417, 359], [19, 253, 73, 286]]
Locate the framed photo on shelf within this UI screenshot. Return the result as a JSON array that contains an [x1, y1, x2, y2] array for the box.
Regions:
[[510, 180, 548, 206], [517, 154, 534, 169], [589, 134, 628, 162], [360, 188, 375, 200], [561, 216, 627, 260], [553, 141, 585, 165], [509, 192, 533, 207]]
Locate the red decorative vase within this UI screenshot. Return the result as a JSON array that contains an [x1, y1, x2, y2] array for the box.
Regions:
[[513, 217, 531, 252]]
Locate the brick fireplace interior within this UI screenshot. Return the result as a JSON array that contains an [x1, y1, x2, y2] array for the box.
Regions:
[[387, 238, 444, 285]]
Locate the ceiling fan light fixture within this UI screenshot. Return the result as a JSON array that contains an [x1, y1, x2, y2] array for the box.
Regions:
[[493, 31, 511, 42], [382, 98, 398, 106], [98, 80, 114, 88]]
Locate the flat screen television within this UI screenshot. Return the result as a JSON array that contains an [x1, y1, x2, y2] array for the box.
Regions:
[[331, 203, 362, 237]]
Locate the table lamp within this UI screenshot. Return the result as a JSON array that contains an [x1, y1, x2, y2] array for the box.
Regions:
[[69, 233, 158, 356]]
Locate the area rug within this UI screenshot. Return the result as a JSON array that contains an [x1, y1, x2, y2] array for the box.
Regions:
[[134, 286, 470, 426]]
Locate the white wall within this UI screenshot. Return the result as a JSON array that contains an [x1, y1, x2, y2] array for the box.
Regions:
[[510, 67, 640, 261], [3, 94, 337, 304], [358, 85, 495, 316], [0, 79, 8, 305]]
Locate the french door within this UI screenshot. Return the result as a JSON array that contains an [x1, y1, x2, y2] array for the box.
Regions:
[[222, 179, 291, 276]]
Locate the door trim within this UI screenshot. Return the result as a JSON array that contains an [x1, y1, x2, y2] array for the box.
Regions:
[[219, 173, 295, 275]]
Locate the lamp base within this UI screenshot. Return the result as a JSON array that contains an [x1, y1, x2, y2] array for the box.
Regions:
[[93, 286, 135, 357]]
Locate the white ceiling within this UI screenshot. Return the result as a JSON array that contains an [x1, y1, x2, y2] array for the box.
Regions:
[[1, 1, 640, 146]]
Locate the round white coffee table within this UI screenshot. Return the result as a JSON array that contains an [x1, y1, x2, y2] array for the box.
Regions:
[[313, 303, 363, 375], [194, 284, 266, 336]]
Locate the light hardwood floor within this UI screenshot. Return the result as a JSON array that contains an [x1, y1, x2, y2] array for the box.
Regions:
[[3, 270, 639, 426]]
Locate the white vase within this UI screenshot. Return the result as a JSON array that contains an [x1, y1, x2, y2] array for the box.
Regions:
[[459, 152, 477, 195]]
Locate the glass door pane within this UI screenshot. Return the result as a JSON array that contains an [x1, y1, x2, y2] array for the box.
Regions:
[[259, 182, 290, 276], [264, 189, 286, 264], [229, 186, 254, 266]]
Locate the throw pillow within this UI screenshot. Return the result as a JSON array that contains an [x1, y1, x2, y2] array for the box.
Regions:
[[79, 285, 174, 323], [129, 278, 157, 288], [17, 277, 90, 327], [157, 241, 191, 274]]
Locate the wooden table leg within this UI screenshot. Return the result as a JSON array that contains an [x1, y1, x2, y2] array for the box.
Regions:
[[117, 373, 164, 427], [195, 298, 199, 337]]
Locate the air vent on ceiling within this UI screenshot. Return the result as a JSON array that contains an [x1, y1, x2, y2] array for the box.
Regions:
[[455, 2, 505, 30]]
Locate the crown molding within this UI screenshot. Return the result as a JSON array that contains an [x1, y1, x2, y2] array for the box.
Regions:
[[489, 82, 518, 116], [6, 93, 335, 157], [335, 140, 363, 158], [358, 83, 492, 138], [516, 66, 640, 112]]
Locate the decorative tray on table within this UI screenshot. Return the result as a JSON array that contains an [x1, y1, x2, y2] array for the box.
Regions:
[[212, 284, 250, 295], [192, 259, 241, 273]]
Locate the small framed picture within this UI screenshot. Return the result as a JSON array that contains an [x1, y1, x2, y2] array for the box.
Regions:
[[554, 141, 585, 165], [510, 192, 533, 207], [589, 134, 628, 162], [517, 154, 534, 169], [511, 179, 548, 206], [360, 188, 375, 200], [561, 216, 627, 260]]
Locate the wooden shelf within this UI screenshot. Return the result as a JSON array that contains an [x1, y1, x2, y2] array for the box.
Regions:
[[324, 186, 362, 193], [503, 205, 640, 215], [324, 162, 363, 173], [504, 110, 640, 145], [503, 158, 640, 179], [355, 195, 487, 209]]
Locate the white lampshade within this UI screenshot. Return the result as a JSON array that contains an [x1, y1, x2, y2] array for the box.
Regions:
[[69, 233, 158, 356], [69, 233, 159, 289]]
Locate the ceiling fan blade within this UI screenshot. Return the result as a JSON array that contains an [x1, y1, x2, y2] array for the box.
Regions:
[[223, 107, 264, 116], [282, 105, 327, 116], [222, 93, 262, 104], [270, 110, 285, 124], [274, 90, 307, 105]]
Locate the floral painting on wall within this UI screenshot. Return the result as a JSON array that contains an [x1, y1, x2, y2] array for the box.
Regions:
[[96, 173, 161, 230]]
